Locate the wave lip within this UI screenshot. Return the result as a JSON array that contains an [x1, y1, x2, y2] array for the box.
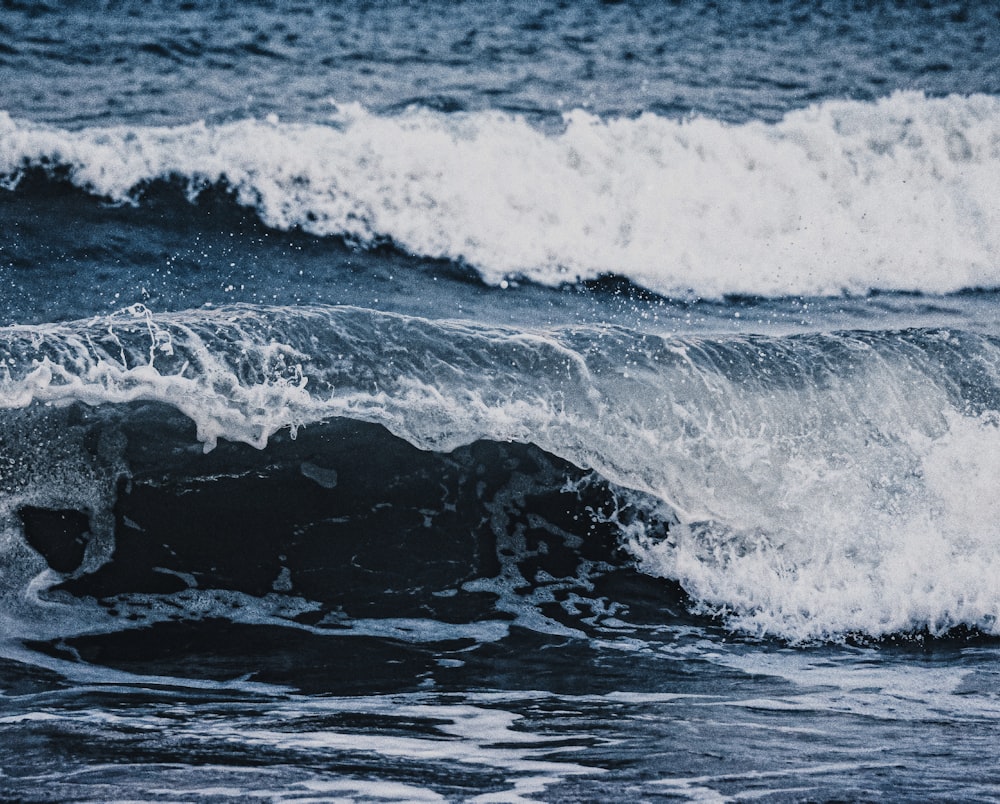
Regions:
[[3, 92, 1000, 298]]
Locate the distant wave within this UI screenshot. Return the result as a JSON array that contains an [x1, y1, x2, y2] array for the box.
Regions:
[[3, 304, 1000, 642], [3, 92, 1000, 298]]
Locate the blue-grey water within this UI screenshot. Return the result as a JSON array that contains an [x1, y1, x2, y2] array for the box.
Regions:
[[2, 2, 1000, 801]]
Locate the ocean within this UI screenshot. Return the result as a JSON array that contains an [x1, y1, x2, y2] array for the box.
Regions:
[[2, 1, 1000, 801]]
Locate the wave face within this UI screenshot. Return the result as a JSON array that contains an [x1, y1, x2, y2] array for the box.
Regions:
[[2, 304, 1000, 643], [3, 92, 1000, 298]]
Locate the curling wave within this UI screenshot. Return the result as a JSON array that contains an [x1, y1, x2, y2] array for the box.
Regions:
[[2, 304, 1000, 642]]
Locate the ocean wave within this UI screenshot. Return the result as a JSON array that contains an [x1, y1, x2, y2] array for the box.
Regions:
[[3, 92, 1000, 298], [2, 304, 1000, 642]]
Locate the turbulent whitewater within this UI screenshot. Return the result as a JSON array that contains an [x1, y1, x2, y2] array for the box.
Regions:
[[4, 91, 1000, 298]]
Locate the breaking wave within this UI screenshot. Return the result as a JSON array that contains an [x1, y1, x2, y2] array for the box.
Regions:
[[2, 304, 1000, 643], [3, 92, 1000, 298]]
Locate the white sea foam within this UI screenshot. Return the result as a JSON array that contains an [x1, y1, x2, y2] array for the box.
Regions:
[[3, 92, 1000, 297], [629, 409, 1000, 642]]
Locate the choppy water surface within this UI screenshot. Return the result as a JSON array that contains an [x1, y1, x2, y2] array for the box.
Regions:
[[2, 1, 1000, 801]]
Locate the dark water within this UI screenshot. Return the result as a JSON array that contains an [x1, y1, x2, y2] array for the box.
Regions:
[[3, 1, 998, 127], [2, 2, 1000, 801]]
